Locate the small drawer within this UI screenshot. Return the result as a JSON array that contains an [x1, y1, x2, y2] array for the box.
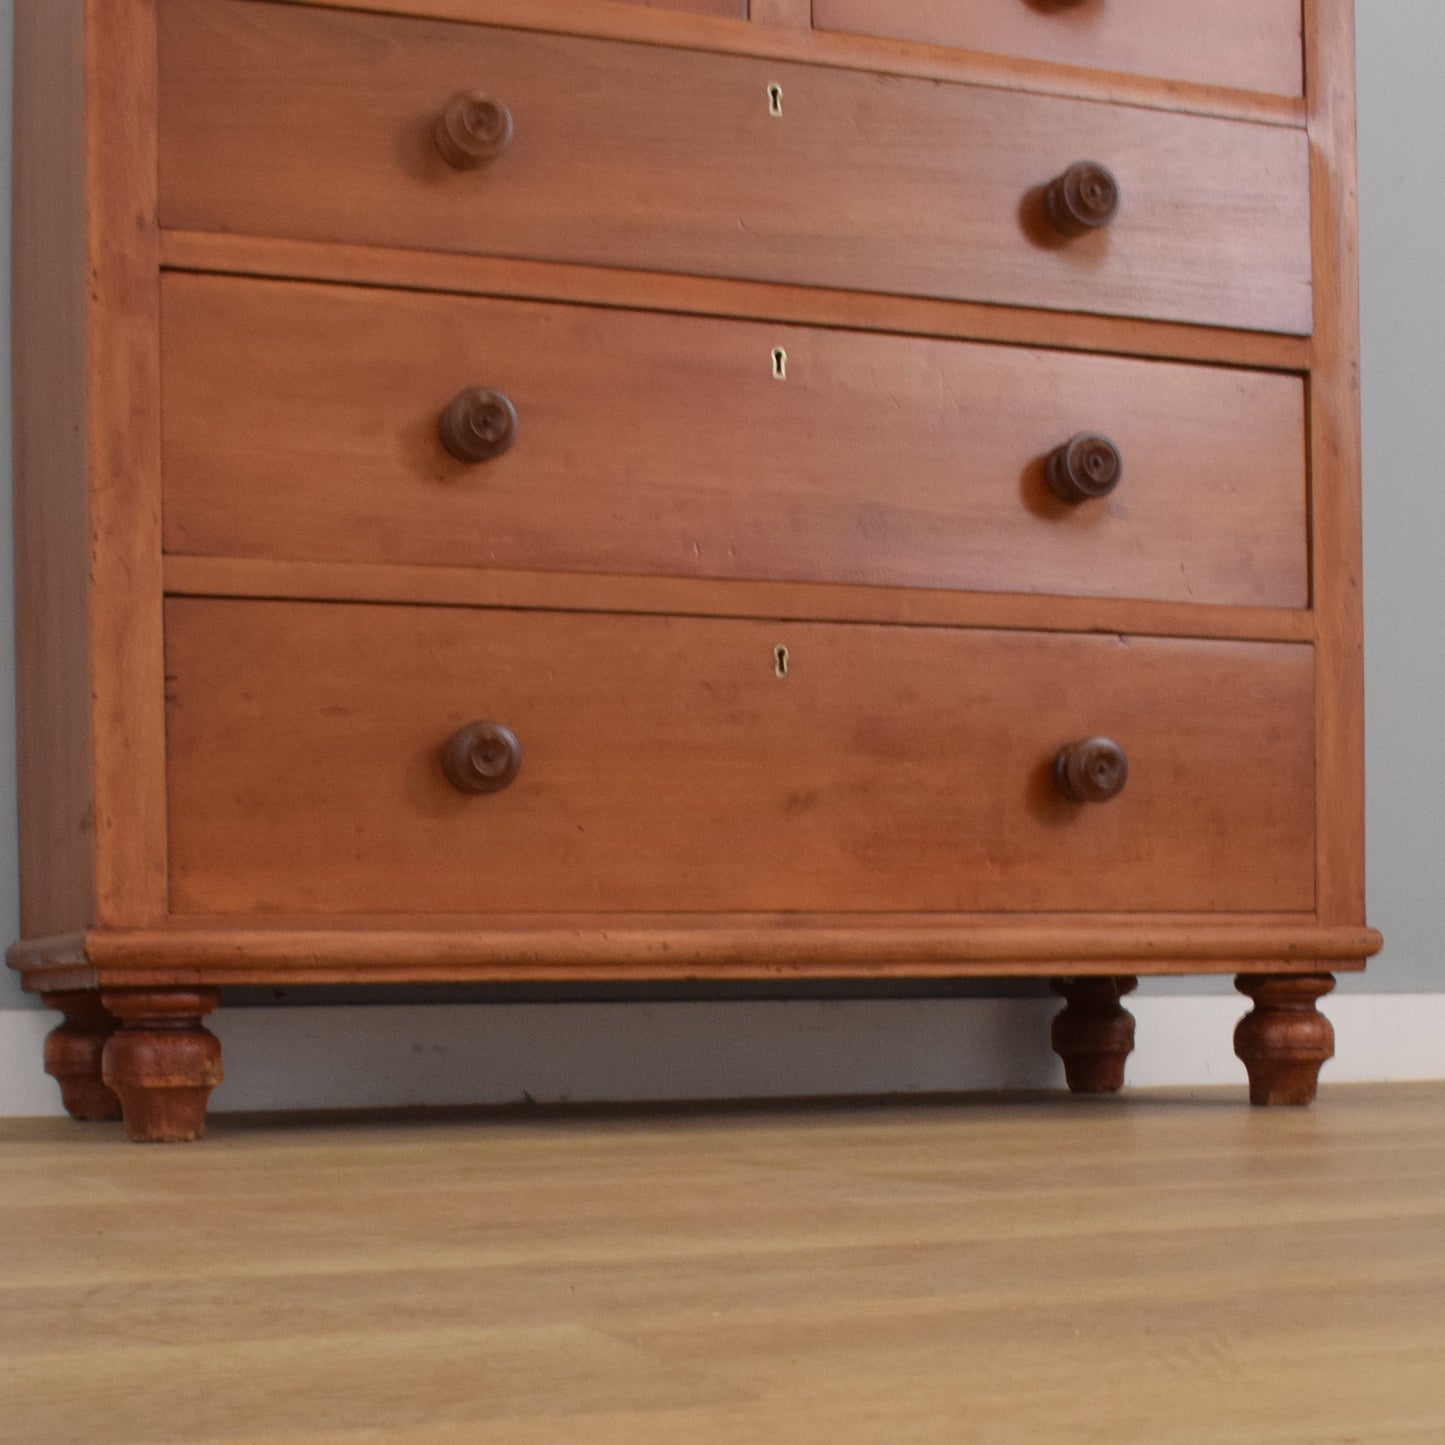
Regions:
[[814, 0, 1303, 99], [165, 600, 1317, 917], [161, 274, 1308, 608], [157, 0, 1312, 335]]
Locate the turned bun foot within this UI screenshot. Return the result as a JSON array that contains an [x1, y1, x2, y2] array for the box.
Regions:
[[101, 989, 223, 1142], [1050, 976, 1138, 1093], [41, 992, 122, 1121], [1234, 974, 1335, 1106]]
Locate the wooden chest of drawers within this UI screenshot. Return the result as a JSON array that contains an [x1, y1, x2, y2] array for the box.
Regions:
[[10, 0, 1380, 1139]]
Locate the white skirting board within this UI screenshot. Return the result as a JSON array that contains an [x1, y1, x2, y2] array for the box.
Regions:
[[1, 993, 1442, 1118]]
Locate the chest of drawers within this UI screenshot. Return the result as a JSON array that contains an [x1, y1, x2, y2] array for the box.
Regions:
[[10, 0, 1380, 1140]]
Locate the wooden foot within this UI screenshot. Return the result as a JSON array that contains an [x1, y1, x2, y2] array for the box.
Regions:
[[1234, 974, 1335, 1106], [1050, 976, 1138, 1094], [40, 991, 123, 1121], [100, 989, 223, 1142]]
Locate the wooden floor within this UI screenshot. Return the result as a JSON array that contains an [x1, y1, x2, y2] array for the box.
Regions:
[[3, 1083, 1444, 1443]]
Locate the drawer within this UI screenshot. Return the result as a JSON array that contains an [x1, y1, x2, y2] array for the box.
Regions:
[[165, 600, 1317, 917], [161, 274, 1308, 608], [814, 1, 1303, 99], [157, 1, 1312, 335]]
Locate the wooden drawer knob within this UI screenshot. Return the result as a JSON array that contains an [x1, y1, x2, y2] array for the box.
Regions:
[[435, 92, 514, 169], [438, 387, 519, 464], [1045, 433, 1122, 503], [1045, 161, 1120, 236], [441, 722, 522, 794], [1053, 737, 1128, 804]]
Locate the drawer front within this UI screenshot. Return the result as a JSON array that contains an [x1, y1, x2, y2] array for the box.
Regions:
[[162, 274, 1308, 608], [157, 1, 1312, 335], [165, 601, 1316, 916], [814, 1, 1303, 99]]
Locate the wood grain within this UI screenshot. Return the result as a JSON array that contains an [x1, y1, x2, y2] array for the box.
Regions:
[[82, 0, 170, 927], [639, 0, 742, 14], [100, 988, 224, 1143], [38, 990, 121, 1121], [163, 600, 1317, 917], [6, 918, 1382, 992], [156, 0, 1313, 334], [160, 554, 1317, 644], [10, 0, 96, 937], [264, 0, 1310, 128], [1050, 975, 1137, 1093], [11, 0, 168, 934], [4, 1085, 1444, 1441], [160, 273, 1309, 607], [749, 0, 809, 28], [1234, 973, 1337, 1107], [815, 0, 1303, 99], [5, 0, 1376, 1115], [157, 230, 1314, 374], [1306, 0, 1367, 927]]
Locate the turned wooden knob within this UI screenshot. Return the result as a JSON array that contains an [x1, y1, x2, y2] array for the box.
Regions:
[[1045, 161, 1120, 236], [1045, 433, 1122, 503], [1053, 737, 1128, 803], [441, 722, 521, 794], [438, 387, 518, 463], [435, 92, 514, 169]]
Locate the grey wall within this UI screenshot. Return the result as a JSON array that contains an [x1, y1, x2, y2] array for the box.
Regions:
[[1357, 0, 1445, 992], [0, 2, 1438, 1013]]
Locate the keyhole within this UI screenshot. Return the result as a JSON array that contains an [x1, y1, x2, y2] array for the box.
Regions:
[[774, 645, 789, 678], [772, 347, 787, 380], [768, 83, 783, 117]]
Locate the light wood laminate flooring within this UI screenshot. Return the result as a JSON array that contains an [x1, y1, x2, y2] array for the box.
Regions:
[[3, 1083, 1444, 1443]]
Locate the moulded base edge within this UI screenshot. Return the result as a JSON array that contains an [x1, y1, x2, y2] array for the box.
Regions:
[[6, 919, 1380, 993]]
